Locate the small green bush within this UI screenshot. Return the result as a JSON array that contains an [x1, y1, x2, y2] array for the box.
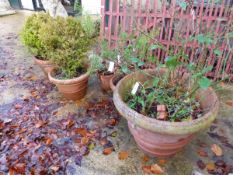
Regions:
[[79, 15, 100, 39], [20, 12, 51, 59], [39, 16, 92, 79]]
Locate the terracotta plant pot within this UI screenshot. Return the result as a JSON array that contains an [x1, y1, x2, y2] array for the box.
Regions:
[[99, 73, 114, 91], [113, 69, 219, 157], [110, 74, 124, 91], [48, 70, 89, 100], [34, 57, 54, 75]]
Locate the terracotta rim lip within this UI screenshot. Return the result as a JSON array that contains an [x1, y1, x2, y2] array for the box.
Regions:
[[48, 69, 89, 85], [110, 76, 116, 91], [113, 69, 220, 135], [34, 56, 50, 63], [99, 73, 115, 79]]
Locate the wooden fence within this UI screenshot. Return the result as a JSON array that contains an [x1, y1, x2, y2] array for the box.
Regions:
[[100, 0, 233, 80]]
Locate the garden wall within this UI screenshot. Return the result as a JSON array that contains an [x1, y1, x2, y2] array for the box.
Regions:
[[100, 0, 233, 80]]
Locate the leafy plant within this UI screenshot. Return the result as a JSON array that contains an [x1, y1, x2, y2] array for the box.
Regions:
[[20, 12, 52, 59], [39, 16, 92, 79], [124, 38, 217, 121], [78, 15, 100, 39]]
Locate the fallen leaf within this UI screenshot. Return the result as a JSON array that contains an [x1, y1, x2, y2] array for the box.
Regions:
[[103, 147, 113, 155], [214, 160, 225, 167], [142, 166, 152, 173], [88, 143, 95, 150], [118, 151, 129, 160], [0, 171, 6, 175], [151, 164, 164, 174], [14, 163, 26, 173], [196, 160, 206, 170], [206, 162, 216, 171], [225, 101, 233, 107], [197, 148, 208, 157], [107, 118, 117, 126], [0, 121, 5, 130], [65, 119, 75, 129], [142, 155, 150, 163], [46, 138, 53, 145], [110, 131, 117, 137], [30, 90, 38, 98], [211, 144, 223, 156], [27, 75, 38, 81], [14, 104, 23, 109], [100, 138, 108, 146], [35, 120, 45, 128], [74, 128, 87, 137], [81, 137, 89, 145], [158, 159, 167, 166], [50, 165, 60, 172]]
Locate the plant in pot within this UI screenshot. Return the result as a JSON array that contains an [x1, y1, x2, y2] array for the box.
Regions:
[[94, 40, 118, 91], [110, 31, 158, 91], [40, 16, 92, 100], [113, 49, 220, 157], [20, 12, 53, 75]]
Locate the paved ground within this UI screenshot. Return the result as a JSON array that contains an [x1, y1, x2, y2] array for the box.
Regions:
[[0, 11, 233, 175]]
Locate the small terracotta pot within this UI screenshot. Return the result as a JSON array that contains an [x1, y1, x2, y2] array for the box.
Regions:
[[34, 57, 54, 75], [48, 70, 89, 101], [113, 69, 219, 157], [99, 73, 114, 91]]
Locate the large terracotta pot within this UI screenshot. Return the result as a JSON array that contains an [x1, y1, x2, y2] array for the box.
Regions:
[[99, 73, 114, 91], [48, 70, 89, 100], [34, 57, 54, 75], [113, 69, 219, 157]]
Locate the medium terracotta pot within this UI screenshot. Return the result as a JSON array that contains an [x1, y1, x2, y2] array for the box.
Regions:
[[48, 70, 89, 100], [113, 69, 219, 157], [34, 57, 54, 75], [99, 73, 114, 91]]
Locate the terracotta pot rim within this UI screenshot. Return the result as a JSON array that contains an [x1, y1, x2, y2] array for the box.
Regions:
[[99, 72, 114, 78], [113, 69, 219, 135], [110, 76, 116, 91], [34, 56, 50, 62], [48, 70, 89, 85]]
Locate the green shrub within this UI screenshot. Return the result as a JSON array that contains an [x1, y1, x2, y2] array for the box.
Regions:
[[39, 16, 92, 79], [20, 12, 51, 59], [79, 15, 100, 39]]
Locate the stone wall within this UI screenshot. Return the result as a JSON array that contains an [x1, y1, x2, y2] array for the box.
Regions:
[[41, 0, 68, 18], [0, 0, 11, 12], [0, 0, 16, 16]]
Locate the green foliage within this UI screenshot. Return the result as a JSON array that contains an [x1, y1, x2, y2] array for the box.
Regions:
[[178, 1, 187, 10], [20, 12, 52, 59], [100, 40, 117, 60], [74, 0, 82, 15], [195, 34, 214, 45], [78, 15, 100, 39], [40, 16, 91, 79], [88, 53, 104, 74], [214, 49, 222, 56]]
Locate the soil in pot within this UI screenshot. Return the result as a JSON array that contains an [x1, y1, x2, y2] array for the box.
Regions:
[[98, 69, 114, 91], [125, 86, 203, 122], [113, 69, 219, 157], [48, 69, 89, 101], [110, 74, 125, 91], [34, 56, 54, 75]]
